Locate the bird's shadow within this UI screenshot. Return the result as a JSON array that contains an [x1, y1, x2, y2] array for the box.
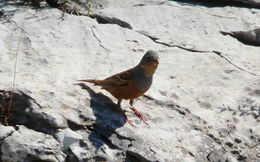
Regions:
[[76, 83, 127, 151]]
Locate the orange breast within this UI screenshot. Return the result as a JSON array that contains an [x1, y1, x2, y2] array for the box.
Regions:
[[103, 82, 149, 100]]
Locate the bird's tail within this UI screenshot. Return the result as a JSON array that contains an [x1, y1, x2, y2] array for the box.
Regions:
[[77, 79, 99, 85]]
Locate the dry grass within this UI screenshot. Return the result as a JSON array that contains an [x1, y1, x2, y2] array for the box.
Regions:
[[0, 92, 12, 125]]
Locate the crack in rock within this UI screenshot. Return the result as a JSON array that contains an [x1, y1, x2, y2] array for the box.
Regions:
[[135, 30, 260, 77], [137, 31, 212, 53], [143, 95, 189, 116], [212, 51, 260, 76], [90, 26, 110, 51], [90, 14, 132, 29], [43, 0, 260, 78], [140, 30, 260, 76]]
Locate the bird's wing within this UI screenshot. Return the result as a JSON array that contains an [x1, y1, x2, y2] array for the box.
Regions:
[[98, 69, 134, 88]]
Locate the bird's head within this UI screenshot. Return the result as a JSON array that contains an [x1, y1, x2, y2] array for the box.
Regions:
[[139, 50, 159, 76]]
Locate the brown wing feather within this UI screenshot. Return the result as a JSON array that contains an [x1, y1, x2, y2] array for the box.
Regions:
[[100, 69, 134, 88], [78, 79, 97, 84], [78, 68, 148, 100], [78, 68, 134, 88]]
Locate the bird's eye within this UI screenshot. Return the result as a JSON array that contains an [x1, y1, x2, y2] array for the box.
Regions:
[[147, 56, 151, 60]]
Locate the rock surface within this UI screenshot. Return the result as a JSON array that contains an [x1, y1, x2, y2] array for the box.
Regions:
[[0, 0, 259, 162], [1, 125, 65, 162], [233, 0, 260, 8], [221, 28, 260, 46]]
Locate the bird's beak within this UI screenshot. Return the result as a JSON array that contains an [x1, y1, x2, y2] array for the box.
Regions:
[[153, 60, 159, 64]]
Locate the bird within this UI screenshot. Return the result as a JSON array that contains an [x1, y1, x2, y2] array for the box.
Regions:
[[78, 50, 159, 124]]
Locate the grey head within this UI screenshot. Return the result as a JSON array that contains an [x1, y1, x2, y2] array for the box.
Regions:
[[134, 50, 159, 89], [139, 50, 159, 65]]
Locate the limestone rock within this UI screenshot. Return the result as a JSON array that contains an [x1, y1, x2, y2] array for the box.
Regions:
[[232, 0, 260, 8], [0, 0, 259, 161], [221, 28, 260, 46], [1, 126, 65, 162], [0, 125, 15, 141]]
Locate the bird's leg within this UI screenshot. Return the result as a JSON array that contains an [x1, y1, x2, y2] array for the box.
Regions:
[[129, 99, 148, 125], [117, 99, 133, 125], [117, 99, 122, 108]]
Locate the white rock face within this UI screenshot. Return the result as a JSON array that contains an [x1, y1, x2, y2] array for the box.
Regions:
[[0, 125, 15, 141], [1, 126, 65, 162], [55, 128, 83, 150], [0, 0, 259, 162]]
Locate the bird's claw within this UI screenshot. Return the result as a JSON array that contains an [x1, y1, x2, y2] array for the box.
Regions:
[[125, 118, 134, 126], [130, 106, 149, 125], [118, 108, 134, 126]]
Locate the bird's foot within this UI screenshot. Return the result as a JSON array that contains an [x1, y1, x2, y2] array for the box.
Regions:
[[117, 108, 133, 126], [125, 116, 133, 126], [130, 106, 148, 125]]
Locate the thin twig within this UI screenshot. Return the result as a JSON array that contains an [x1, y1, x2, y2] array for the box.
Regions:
[[6, 9, 27, 123]]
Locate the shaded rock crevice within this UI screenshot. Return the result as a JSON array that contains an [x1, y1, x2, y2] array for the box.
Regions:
[[220, 28, 260, 47], [126, 150, 150, 162], [45, 0, 109, 15], [172, 0, 260, 9], [89, 123, 135, 150], [1, 0, 47, 8], [93, 131, 123, 151], [64, 148, 80, 162], [66, 120, 91, 132], [0, 90, 67, 135], [90, 14, 132, 29], [45, 0, 90, 15]]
